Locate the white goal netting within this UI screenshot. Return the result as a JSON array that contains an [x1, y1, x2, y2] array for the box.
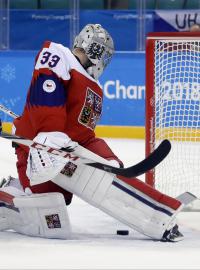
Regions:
[[153, 39, 200, 201]]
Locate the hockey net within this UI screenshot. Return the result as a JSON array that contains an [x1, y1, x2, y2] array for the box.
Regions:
[[145, 32, 200, 209]]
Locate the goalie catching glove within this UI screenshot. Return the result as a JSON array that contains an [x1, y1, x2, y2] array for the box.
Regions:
[[26, 132, 78, 185]]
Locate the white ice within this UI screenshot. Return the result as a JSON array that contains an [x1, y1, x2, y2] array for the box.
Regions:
[[0, 138, 200, 270]]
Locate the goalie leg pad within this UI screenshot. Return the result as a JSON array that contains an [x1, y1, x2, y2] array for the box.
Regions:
[[0, 187, 71, 239], [53, 164, 183, 240], [98, 177, 182, 239]]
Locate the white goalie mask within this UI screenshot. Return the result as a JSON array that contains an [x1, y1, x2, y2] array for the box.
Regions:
[[73, 24, 114, 80]]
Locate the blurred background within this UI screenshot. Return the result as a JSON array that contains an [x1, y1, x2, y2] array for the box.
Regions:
[[0, 0, 200, 138]]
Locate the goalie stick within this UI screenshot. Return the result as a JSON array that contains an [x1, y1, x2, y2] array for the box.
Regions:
[[1, 132, 171, 178], [0, 104, 19, 119], [0, 104, 171, 178]]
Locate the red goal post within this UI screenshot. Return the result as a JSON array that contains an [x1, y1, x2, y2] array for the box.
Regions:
[[145, 32, 200, 200]]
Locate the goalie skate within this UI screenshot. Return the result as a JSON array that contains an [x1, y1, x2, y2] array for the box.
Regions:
[[161, 224, 184, 242], [161, 192, 197, 242]]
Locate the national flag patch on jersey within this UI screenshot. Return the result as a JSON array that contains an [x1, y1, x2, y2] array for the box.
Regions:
[[60, 162, 77, 177], [43, 79, 56, 93], [45, 214, 61, 229], [79, 87, 102, 130]]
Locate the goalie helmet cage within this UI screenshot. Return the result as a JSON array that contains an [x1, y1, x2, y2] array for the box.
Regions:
[[145, 32, 200, 209]]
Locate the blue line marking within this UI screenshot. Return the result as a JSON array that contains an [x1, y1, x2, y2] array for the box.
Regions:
[[112, 181, 173, 216]]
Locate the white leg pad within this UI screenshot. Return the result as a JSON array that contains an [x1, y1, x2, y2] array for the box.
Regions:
[[0, 188, 71, 239], [53, 164, 183, 240]]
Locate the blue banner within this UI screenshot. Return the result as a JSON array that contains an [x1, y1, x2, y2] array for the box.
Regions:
[[0, 51, 145, 126], [9, 9, 200, 50], [10, 9, 153, 51], [101, 52, 145, 126]]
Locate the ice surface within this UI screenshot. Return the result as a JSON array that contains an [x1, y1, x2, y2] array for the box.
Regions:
[[0, 138, 200, 269]]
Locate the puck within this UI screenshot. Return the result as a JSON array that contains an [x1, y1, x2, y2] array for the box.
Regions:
[[116, 230, 129, 235]]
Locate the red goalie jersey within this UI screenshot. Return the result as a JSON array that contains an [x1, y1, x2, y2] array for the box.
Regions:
[[14, 41, 120, 162], [13, 41, 121, 200]]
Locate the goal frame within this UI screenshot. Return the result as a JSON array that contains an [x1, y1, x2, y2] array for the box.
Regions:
[[145, 31, 200, 188]]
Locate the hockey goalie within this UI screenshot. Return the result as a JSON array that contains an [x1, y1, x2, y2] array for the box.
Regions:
[[0, 24, 193, 242]]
